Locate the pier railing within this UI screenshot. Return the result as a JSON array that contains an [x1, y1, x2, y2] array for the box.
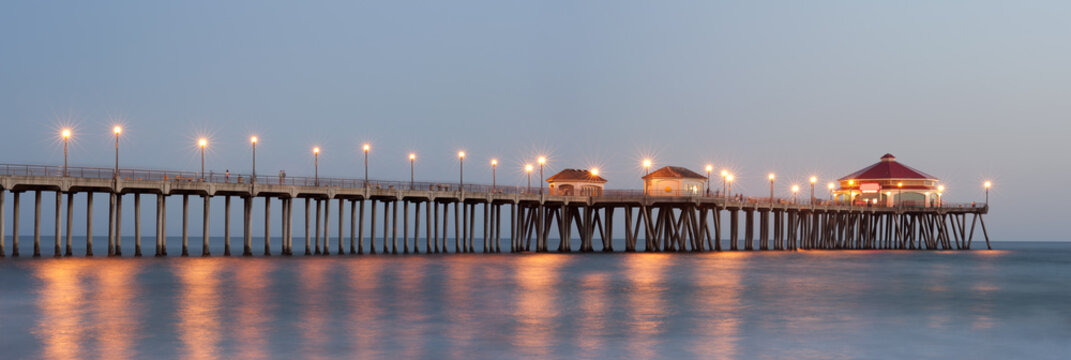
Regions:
[[0, 163, 986, 209]]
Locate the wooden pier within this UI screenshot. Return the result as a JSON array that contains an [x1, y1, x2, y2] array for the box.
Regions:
[[0, 164, 991, 257]]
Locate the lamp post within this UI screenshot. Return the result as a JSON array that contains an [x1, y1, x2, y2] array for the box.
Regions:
[[198, 138, 207, 181], [791, 185, 800, 204], [491, 159, 497, 192], [643, 159, 652, 196], [525, 164, 533, 193], [828, 183, 835, 203], [363, 144, 370, 188], [726, 175, 734, 198], [409, 153, 416, 190], [250, 136, 257, 184], [313, 147, 320, 186], [537, 156, 546, 195], [61, 129, 70, 177], [768, 173, 775, 204], [458, 151, 465, 191], [897, 182, 903, 209], [113, 126, 122, 178], [984, 181, 991, 205], [720, 170, 728, 197], [937, 185, 945, 207], [705, 165, 713, 196], [809, 176, 817, 205], [848, 179, 855, 208]]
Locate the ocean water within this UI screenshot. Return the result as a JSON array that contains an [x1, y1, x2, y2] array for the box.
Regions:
[[0, 240, 1069, 359]]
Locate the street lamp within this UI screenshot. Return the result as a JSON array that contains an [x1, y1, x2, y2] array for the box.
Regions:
[[791, 184, 800, 203], [409, 153, 416, 190], [848, 179, 855, 207], [363, 144, 370, 188], [537, 156, 546, 195], [720, 170, 728, 196], [61, 129, 71, 177], [313, 147, 320, 186], [705, 164, 713, 196], [726, 174, 734, 198], [643, 159, 652, 196], [250, 136, 257, 184], [113, 126, 122, 178], [491, 159, 497, 192], [768, 173, 775, 204], [198, 138, 207, 181], [937, 185, 945, 207], [458, 151, 465, 191], [828, 183, 835, 202], [525, 164, 533, 193], [809, 176, 817, 205], [984, 181, 991, 204]]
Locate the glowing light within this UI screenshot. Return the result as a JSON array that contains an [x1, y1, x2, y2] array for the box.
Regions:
[[363, 144, 370, 152], [313, 147, 320, 154], [491, 159, 498, 166], [938, 185, 945, 192], [250, 136, 257, 144], [409, 153, 416, 160], [810, 176, 817, 184], [726, 175, 734, 182], [525, 164, 533, 173], [642, 159, 651, 168], [827, 182, 835, 190], [61, 129, 71, 139], [897, 182, 903, 188], [705, 164, 713, 172], [198, 138, 207, 148], [113, 126, 122, 135], [721, 170, 728, 177], [537, 156, 546, 165], [792, 185, 799, 193], [848, 179, 854, 186], [769, 173, 775, 181], [984, 181, 991, 189], [590, 168, 600, 176], [458, 151, 465, 159]]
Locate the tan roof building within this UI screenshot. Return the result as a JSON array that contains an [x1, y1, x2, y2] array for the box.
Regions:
[[642, 166, 707, 196], [547, 169, 607, 196]]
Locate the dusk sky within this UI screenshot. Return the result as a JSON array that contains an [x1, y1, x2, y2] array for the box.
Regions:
[[2, 1, 1068, 240]]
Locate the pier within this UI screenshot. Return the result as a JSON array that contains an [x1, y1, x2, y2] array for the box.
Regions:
[[0, 163, 991, 258]]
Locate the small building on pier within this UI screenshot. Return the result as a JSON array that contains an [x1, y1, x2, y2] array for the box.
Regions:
[[834, 154, 941, 207], [547, 169, 607, 196], [643, 166, 707, 196]]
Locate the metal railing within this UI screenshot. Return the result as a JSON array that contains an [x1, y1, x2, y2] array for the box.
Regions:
[[0, 163, 988, 208]]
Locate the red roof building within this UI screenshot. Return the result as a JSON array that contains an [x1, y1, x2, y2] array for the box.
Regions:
[[834, 154, 943, 207]]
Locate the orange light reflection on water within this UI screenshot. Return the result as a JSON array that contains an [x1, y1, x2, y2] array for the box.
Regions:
[[175, 259, 223, 360], [36, 260, 88, 360], [512, 254, 567, 357], [235, 259, 275, 359], [624, 254, 671, 359]]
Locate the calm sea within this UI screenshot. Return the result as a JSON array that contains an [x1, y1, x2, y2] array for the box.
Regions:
[[0, 239, 1068, 359]]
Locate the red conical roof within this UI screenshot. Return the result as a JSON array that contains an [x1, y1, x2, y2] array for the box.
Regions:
[[838, 154, 937, 181]]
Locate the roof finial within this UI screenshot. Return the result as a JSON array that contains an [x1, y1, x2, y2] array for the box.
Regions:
[[881, 153, 896, 161]]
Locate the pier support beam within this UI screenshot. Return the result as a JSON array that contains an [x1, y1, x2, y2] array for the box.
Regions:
[[107, 192, 114, 256], [323, 198, 330, 255], [338, 198, 344, 254], [315, 199, 322, 255], [181, 194, 189, 256], [243, 196, 252, 256], [305, 198, 312, 255], [115, 195, 122, 256], [264, 197, 271, 256], [202, 195, 211, 256], [134, 193, 141, 256], [34, 191, 42, 257], [84, 192, 92, 256], [53, 192, 61, 257], [224, 196, 231, 256]]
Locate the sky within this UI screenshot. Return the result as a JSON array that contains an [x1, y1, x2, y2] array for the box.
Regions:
[[2, 1, 1069, 241]]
